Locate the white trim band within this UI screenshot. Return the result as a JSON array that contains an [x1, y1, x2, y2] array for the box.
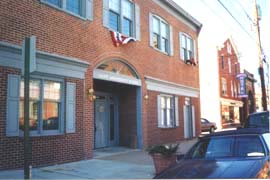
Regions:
[[145, 76, 199, 97]]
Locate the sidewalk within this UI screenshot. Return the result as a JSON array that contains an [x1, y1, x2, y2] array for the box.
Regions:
[[0, 149, 155, 179]]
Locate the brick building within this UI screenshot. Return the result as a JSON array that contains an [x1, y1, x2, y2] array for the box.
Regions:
[[218, 38, 242, 128], [0, 0, 202, 169]]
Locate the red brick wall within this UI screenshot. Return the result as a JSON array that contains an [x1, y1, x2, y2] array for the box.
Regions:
[[0, 67, 85, 169], [218, 39, 241, 100], [145, 91, 200, 146], [0, 0, 201, 168]]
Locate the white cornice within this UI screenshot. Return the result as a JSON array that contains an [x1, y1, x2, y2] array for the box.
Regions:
[[145, 76, 199, 97]]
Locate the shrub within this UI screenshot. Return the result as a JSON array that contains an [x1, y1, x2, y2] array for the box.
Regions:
[[147, 144, 179, 157]]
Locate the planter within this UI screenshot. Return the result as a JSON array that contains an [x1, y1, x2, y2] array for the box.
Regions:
[[151, 153, 176, 175]]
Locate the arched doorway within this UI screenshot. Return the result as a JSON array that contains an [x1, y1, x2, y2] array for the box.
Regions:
[[93, 59, 142, 149]]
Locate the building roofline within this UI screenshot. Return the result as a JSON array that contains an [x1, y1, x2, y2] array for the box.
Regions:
[[163, 0, 203, 32]]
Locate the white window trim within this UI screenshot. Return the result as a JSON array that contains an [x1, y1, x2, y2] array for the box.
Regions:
[[151, 14, 170, 55], [222, 78, 227, 96], [108, 0, 135, 37], [179, 32, 195, 62], [158, 94, 178, 128]]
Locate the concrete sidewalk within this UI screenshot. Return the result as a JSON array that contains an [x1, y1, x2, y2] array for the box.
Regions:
[[0, 149, 155, 179]]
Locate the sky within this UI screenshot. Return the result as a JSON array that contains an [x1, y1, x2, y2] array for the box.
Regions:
[[174, 0, 270, 126]]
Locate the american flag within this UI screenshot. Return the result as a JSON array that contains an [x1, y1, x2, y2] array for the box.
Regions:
[[110, 31, 136, 47]]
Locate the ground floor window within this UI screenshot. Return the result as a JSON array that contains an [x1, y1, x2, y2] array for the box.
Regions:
[[157, 95, 178, 128], [19, 78, 62, 134], [221, 105, 240, 128]]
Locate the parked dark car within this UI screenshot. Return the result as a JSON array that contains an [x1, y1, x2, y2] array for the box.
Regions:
[[201, 118, 217, 133], [244, 111, 269, 129], [155, 128, 270, 179]]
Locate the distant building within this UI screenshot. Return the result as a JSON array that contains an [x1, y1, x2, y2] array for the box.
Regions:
[[217, 38, 243, 129], [240, 70, 256, 124]]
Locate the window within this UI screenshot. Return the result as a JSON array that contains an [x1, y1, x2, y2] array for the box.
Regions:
[[19, 78, 62, 135], [222, 78, 227, 96], [152, 16, 169, 53], [228, 58, 231, 73], [109, 0, 134, 36], [221, 55, 224, 69], [180, 33, 194, 61], [158, 95, 178, 128], [43, 0, 93, 19]]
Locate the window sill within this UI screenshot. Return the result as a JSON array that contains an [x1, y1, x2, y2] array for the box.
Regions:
[[150, 46, 170, 56], [40, 1, 88, 21], [158, 126, 177, 129], [19, 130, 64, 137]]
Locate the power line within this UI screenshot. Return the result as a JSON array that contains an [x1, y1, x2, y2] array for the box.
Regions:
[[217, 0, 256, 42]]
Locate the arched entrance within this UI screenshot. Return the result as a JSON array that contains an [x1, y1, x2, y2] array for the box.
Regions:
[[93, 59, 142, 149]]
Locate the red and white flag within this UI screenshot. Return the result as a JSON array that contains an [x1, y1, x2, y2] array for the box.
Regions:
[[110, 31, 136, 47]]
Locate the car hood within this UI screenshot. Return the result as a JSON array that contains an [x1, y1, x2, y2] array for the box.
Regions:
[[155, 158, 267, 179]]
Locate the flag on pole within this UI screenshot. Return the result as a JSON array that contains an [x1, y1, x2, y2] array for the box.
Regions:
[[110, 31, 136, 47]]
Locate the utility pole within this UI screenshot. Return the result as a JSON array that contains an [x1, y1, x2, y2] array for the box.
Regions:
[[254, 0, 267, 111]]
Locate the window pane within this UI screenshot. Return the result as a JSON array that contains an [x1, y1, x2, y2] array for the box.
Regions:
[[123, 18, 132, 36], [153, 33, 159, 49], [236, 136, 264, 157], [160, 22, 168, 38], [109, 11, 120, 32], [109, 0, 120, 12], [161, 97, 165, 108], [153, 17, 160, 34], [20, 80, 40, 99], [181, 34, 186, 48], [45, 0, 60, 7], [122, 0, 132, 19], [66, 0, 80, 15], [205, 137, 234, 158], [19, 100, 39, 131], [161, 38, 168, 53], [44, 81, 61, 101], [43, 101, 59, 130]]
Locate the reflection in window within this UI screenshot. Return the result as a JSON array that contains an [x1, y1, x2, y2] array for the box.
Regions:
[[109, 0, 134, 36], [19, 79, 62, 133], [43, 81, 61, 130], [97, 60, 138, 79], [152, 16, 169, 53], [66, 0, 80, 15]]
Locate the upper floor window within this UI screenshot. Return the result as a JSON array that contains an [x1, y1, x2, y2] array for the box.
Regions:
[[108, 0, 134, 37], [152, 16, 169, 53], [221, 55, 224, 69], [149, 14, 173, 55], [228, 58, 231, 74], [180, 33, 194, 61], [222, 78, 227, 96], [42, 0, 93, 20]]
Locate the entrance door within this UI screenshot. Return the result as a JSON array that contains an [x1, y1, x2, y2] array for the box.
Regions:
[[95, 98, 108, 148], [94, 94, 118, 149]]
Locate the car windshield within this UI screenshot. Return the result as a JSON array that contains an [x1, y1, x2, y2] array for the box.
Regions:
[[187, 136, 265, 159]]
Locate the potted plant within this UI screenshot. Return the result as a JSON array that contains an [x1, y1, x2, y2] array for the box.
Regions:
[[147, 143, 179, 175]]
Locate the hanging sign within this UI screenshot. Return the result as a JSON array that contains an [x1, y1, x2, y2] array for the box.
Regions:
[[236, 73, 247, 97]]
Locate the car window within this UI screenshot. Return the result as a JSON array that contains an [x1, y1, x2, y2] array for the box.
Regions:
[[189, 137, 234, 159], [235, 136, 265, 157], [248, 113, 269, 128], [262, 133, 270, 151]]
